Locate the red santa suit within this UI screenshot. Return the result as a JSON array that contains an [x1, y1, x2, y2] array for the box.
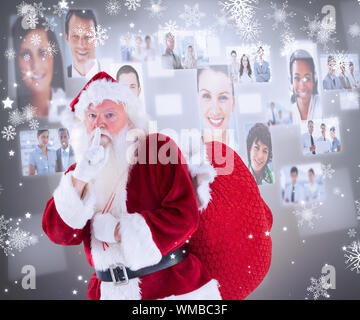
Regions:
[[42, 72, 221, 300]]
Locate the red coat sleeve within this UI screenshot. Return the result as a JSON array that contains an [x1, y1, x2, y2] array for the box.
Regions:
[[119, 134, 200, 270], [42, 164, 95, 246]]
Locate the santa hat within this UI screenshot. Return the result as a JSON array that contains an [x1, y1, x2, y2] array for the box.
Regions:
[[61, 71, 148, 131]]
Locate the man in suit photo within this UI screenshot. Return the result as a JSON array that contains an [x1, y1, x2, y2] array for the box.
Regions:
[[65, 9, 100, 79], [56, 128, 75, 172]]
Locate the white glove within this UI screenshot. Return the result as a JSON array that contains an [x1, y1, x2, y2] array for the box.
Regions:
[[72, 128, 109, 183], [92, 212, 120, 244]]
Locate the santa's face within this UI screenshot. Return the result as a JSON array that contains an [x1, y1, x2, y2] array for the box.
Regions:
[[84, 99, 128, 147]]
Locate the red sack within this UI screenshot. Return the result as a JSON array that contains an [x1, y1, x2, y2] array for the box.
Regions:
[[189, 141, 273, 300]]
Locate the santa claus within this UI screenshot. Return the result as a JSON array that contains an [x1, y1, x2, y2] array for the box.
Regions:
[[42, 72, 221, 300]]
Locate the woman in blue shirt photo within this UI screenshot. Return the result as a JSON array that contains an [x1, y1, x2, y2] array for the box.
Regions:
[[28, 129, 57, 176]]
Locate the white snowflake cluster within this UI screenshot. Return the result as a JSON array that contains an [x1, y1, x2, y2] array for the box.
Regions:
[[219, 0, 261, 41], [293, 201, 323, 229], [4, 48, 16, 60], [6, 104, 37, 132], [179, 4, 206, 28], [105, 0, 121, 16], [265, 1, 295, 30], [321, 163, 335, 179], [159, 20, 179, 36], [30, 33, 42, 46], [0, 214, 38, 256], [87, 25, 109, 47], [53, 0, 69, 17], [343, 240, 360, 274], [280, 29, 296, 56], [348, 23, 360, 38], [145, 0, 166, 19], [16, 1, 45, 30], [125, 0, 142, 11], [306, 276, 331, 300], [42, 17, 57, 32], [1, 126, 16, 141], [301, 15, 337, 50]]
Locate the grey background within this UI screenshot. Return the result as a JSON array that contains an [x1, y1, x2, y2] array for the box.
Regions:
[[0, 0, 359, 299]]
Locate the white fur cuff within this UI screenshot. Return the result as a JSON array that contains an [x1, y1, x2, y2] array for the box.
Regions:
[[119, 213, 162, 271], [53, 172, 96, 229]]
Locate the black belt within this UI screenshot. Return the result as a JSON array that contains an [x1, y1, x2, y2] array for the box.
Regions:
[[95, 245, 188, 284]]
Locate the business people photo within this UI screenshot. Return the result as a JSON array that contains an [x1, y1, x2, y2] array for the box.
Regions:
[[239, 54, 254, 84], [254, 46, 271, 83], [283, 166, 305, 204], [301, 120, 316, 155], [12, 16, 65, 118], [65, 9, 100, 79], [197, 65, 237, 147], [116, 64, 142, 97], [316, 123, 332, 154], [56, 128, 75, 172], [229, 50, 240, 83], [28, 129, 57, 176], [161, 32, 183, 69], [304, 168, 322, 203], [289, 49, 322, 122], [323, 55, 343, 90], [330, 126, 341, 152], [338, 61, 352, 89], [348, 61, 360, 88], [246, 123, 274, 186]]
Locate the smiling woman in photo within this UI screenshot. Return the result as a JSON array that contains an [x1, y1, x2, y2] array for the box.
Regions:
[[246, 123, 274, 185], [289, 49, 321, 122], [197, 65, 236, 147], [12, 16, 65, 117]]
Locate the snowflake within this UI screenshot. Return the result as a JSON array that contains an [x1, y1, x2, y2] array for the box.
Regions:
[[16, 1, 35, 17], [322, 163, 335, 179], [219, 0, 258, 24], [145, 0, 166, 19], [265, 1, 295, 30], [348, 228, 357, 238], [179, 4, 206, 28], [213, 13, 230, 31], [124, 0, 141, 11], [30, 33, 41, 46], [333, 50, 350, 69], [22, 104, 36, 121], [42, 17, 57, 32], [28, 119, 39, 130], [235, 18, 262, 41], [280, 29, 296, 56], [0, 215, 37, 256], [23, 53, 30, 62], [306, 276, 331, 300], [293, 202, 323, 229], [53, 3, 67, 17], [105, 0, 121, 15], [45, 41, 58, 57], [8, 109, 25, 127], [348, 23, 360, 38], [160, 20, 179, 35], [87, 25, 109, 47], [25, 13, 39, 29], [4, 48, 16, 60], [32, 2, 46, 17], [1, 126, 16, 141], [343, 240, 360, 273], [302, 15, 337, 50], [333, 187, 341, 196]]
